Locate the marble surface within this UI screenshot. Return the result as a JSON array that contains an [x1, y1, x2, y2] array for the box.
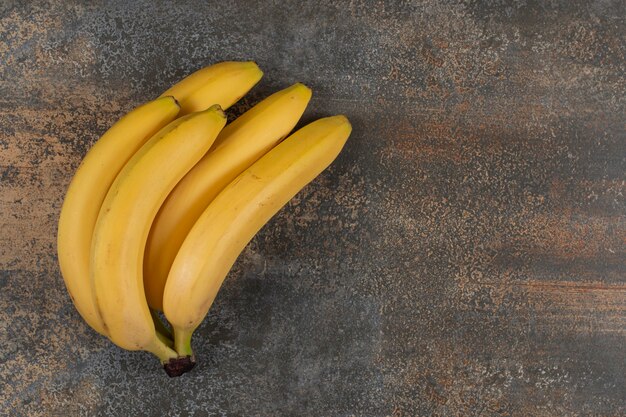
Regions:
[[1, 1, 625, 415]]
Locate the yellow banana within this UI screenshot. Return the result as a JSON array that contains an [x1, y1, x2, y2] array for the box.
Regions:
[[163, 115, 352, 357], [58, 62, 260, 338], [91, 106, 226, 374], [160, 61, 263, 115], [57, 96, 180, 336], [144, 83, 312, 311]]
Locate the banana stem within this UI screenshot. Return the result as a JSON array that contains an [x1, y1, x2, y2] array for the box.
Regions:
[[156, 330, 174, 349], [149, 327, 197, 377], [173, 327, 194, 358], [146, 337, 179, 364], [150, 308, 173, 339]]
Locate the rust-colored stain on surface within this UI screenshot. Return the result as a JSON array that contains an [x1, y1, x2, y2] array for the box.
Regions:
[[1, 1, 625, 416]]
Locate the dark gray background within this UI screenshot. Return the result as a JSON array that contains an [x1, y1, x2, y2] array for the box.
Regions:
[[1, 0, 625, 415]]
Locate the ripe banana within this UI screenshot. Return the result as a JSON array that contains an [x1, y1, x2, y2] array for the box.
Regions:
[[160, 61, 263, 115], [91, 106, 226, 372], [162, 115, 352, 357], [57, 96, 181, 336], [144, 83, 312, 311], [58, 61, 261, 339]]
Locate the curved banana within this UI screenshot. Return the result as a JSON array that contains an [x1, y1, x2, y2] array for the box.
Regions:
[[58, 62, 259, 338], [91, 106, 226, 371], [163, 115, 352, 357], [160, 61, 263, 115], [57, 96, 180, 336], [144, 83, 312, 311]]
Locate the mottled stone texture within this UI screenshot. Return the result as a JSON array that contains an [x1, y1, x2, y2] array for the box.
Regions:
[[1, 0, 625, 415]]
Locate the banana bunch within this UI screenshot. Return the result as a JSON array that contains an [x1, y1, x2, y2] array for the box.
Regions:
[[57, 61, 351, 377]]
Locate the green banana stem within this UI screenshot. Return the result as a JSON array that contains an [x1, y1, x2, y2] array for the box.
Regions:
[[151, 317, 197, 377], [173, 327, 194, 358], [156, 330, 174, 349], [150, 308, 173, 339], [146, 337, 179, 364]]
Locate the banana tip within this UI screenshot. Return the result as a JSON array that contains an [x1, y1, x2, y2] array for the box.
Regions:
[[333, 114, 351, 125], [249, 61, 264, 78], [162, 95, 180, 108], [206, 104, 226, 118], [292, 82, 312, 92]]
